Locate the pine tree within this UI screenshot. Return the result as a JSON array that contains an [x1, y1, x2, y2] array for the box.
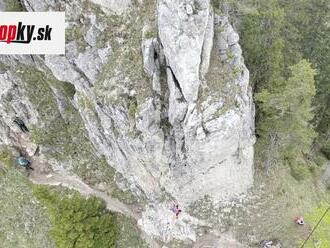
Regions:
[[33, 186, 118, 248], [256, 60, 317, 173]]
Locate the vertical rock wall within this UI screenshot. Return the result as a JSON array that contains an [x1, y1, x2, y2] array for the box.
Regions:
[[0, 0, 254, 215]]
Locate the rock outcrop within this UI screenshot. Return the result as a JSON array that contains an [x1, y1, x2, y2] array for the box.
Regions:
[[0, 0, 255, 243]]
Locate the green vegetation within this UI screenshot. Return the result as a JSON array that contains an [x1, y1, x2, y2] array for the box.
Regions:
[[0, 149, 13, 168], [239, 0, 285, 91], [255, 60, 317, 175], [66, 25, 88, 53], [33, 185, 147, 248], [188, 165, 329, 247], [93, 0, 156, 105], [128, 98, 138, 119], [1, 148, 144, 247], [144, 29, 157, 39], [33, 185, 118, 248], [15, 65, 139, 205], [115, 214, 148, 248], [228, 0, 330, 179], [303, 204, 330, 247], [0, 153, 54, 247], [4, 0, 24, 11], [203, 29, 242, 115]]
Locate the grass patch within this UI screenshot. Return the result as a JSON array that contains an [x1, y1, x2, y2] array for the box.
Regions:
[[202, 29, 242, 112], [116, 214, 148, 248], [188, 165, 330, 247], [289, 161, 311, 181], [0, 149, 14, 168], [321, 140, 330, 160], [302, 203, 330, 247], [313, 154, 328, 168], [234, 167, 329, 247], [4, 0, 24, 11], [94, 0, 156, 105], [0, 163, 54, 248], [213, 105, 231, 118], [144, 29, 157, 39], [66, 25, 88, 53], [128, 97, 138, 119]]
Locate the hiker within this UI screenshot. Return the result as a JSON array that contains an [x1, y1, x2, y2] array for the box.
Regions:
[[170, 204, 182, 218], [294, 216, 305, 225], [16, 156, 33, 170], [13, 117, 29, 133]]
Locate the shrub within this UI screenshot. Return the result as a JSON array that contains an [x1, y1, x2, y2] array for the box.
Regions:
[[289, 161, 310, 181], [33, 186, 118, 248], [4, 0, 23, 11], [320, 140, 330, 159], [0, 149, 13, 168]]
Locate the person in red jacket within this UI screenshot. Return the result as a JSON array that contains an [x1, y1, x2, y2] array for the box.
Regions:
[[294, 216, 305, 225]]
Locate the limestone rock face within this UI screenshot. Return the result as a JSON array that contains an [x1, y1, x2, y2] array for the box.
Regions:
[[158, 0, 210, 103], [22, 0, 131, 14], [154, 1, 255, 204], [0, 0, 255, 243]]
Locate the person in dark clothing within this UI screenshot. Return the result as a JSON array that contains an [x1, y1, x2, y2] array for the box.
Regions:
[[16, 156, 33, 170], [13, 117, 29, 133]]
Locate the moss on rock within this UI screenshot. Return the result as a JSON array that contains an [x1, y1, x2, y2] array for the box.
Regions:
[[4, 0, 24, 11]]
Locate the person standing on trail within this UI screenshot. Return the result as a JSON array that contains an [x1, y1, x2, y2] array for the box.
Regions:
[[170, 204, 182, 218], [294, 216, 305, 225], [16, 156, 33, 170]]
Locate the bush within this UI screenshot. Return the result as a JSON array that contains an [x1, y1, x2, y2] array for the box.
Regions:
[[314, 154, 328, 167], [0, 149, 14, 168], [289, 162, 310, 181], [4, 0, 23, 11], [320, 140, 330, 159], [33, 186, 118, 248]]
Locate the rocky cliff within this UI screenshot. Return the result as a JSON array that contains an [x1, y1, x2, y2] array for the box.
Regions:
[[0, 0, 255, 244]]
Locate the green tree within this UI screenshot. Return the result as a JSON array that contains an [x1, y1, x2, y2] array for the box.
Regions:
[[33, 186, 118, 248], [255, 60, 317, 172], [238, 0, 328, 173], [278, 0, 330, 158], [240, 0, 285, 91], [239, 0, 289, 170], [300, 0, 330, 158]]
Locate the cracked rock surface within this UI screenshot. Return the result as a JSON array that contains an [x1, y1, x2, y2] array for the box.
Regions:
[[0, 0, 254, 244]]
